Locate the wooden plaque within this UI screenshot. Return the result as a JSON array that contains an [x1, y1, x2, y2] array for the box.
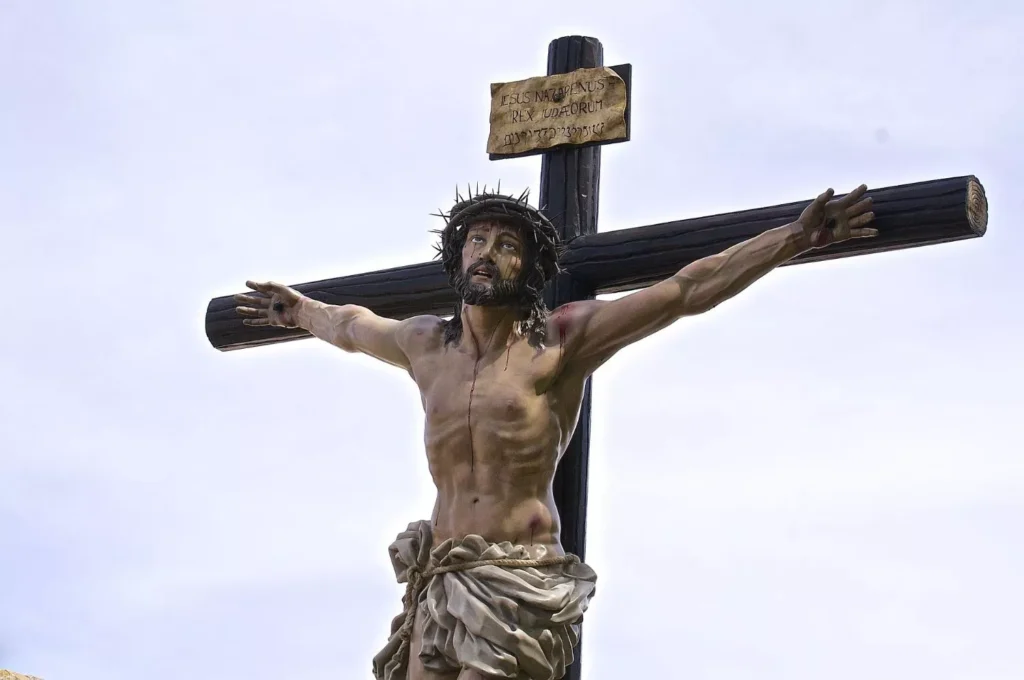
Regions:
[[488, 64, 631, 160]]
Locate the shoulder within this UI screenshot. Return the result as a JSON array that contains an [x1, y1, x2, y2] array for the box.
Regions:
[[544, 300, 616, 377], [543, 301, 603, 358], [546, 300, 605, 338], [395, 314, 445, 350]]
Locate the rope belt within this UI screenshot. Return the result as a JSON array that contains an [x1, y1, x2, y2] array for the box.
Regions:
[[389, 554, 580, 671]]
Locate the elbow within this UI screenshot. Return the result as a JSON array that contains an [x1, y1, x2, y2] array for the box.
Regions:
[[332, 334, 358, 353], [325, 305, 361, 352], [331, 323, 358, 353], [673, 273, 719, 317], [680, 295, 718, 317]]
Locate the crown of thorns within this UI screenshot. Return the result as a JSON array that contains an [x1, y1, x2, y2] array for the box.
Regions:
[[431, 183, 564, 285]]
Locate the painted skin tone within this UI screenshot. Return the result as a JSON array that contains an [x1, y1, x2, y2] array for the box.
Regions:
[[236, 185, 875, 680]]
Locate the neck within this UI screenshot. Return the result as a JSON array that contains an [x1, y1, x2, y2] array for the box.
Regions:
[[459, 302, 518, 354]]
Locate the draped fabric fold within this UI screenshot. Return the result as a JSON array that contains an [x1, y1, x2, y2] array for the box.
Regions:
[[373, 520, 597, 680]]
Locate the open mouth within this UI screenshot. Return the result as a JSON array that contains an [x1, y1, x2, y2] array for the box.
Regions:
[[470, 266, 494, 280]]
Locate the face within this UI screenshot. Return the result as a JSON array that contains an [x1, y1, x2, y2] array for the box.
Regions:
[[457, 220, 526, 306]]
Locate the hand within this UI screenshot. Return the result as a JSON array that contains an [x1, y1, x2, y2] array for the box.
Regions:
[[797, 184, 878, 250], [234, 280, 305, 328]]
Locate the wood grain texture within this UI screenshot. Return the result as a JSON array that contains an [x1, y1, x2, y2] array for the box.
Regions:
[[566, 174, 988, 293]]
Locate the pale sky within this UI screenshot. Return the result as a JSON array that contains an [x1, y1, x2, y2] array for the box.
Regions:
[[2, 1, 1022, 679]]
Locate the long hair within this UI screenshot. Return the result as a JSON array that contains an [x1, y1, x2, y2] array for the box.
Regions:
[[432, 185, 563, 348]]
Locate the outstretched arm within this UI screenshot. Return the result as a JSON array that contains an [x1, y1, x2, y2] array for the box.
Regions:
[[563, 185, 876, 372], [295, 298, 412, 369], [235, 281, 415, 371]]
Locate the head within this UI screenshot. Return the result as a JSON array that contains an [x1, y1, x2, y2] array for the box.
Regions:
[[433, 186, 562, 347], [457, 219, 526, 306]]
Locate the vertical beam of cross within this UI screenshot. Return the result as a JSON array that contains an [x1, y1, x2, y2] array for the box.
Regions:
[[538, 34, 603, 680]]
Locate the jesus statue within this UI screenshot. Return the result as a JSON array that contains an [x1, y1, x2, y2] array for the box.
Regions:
[[234, 184, 876, 680]]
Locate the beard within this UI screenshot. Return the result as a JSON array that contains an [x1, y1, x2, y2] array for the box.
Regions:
[[455, 260, 524, 307]]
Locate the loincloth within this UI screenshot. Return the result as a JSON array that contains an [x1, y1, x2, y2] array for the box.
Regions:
[[372, 520, 598, 680]]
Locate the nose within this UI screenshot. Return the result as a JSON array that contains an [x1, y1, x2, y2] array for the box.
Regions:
[[480, 239, 499, 260]]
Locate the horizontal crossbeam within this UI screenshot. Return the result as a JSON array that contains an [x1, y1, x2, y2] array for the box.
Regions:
[[205, 175, 987, 351]]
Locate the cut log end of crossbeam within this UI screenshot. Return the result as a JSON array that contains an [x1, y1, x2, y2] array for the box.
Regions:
[[967, 175, 989, 236]]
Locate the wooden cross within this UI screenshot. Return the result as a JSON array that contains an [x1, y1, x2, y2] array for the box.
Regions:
[[204, 35, 988, 680]]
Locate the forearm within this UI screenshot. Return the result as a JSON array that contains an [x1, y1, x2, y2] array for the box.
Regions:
[[294, 298, 361, 348], [675, 221, 808, 314]]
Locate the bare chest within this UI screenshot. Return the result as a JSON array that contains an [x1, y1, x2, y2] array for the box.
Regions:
[[416, 341, 557, 422], [410, 339, 584, 460]]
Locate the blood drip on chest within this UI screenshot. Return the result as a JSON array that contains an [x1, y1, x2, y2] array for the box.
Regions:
[[466, 363, 479, 471], [528, 515, 541, 546], [554, 304, 571, 364]]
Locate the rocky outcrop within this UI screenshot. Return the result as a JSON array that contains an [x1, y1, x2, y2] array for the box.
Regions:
[[0, 670, 44, 680]]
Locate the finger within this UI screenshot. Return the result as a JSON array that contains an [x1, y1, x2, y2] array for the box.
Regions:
[[246, 280, 280, 294], [846, 197, 873, 217], [242, 318, 271, 326], [840, 184, 868, 206], [848, 212, 876, 229], [850, 228, 879, 239], [233, 293, 269, 306], [816, 188, 835, 206], [236, 306, 267, 318]]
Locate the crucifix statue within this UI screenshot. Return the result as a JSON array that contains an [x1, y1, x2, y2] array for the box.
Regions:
[[207, 36, 987, 680]]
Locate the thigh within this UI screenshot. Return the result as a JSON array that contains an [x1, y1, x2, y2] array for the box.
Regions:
[[407, 604, 459, 680]]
